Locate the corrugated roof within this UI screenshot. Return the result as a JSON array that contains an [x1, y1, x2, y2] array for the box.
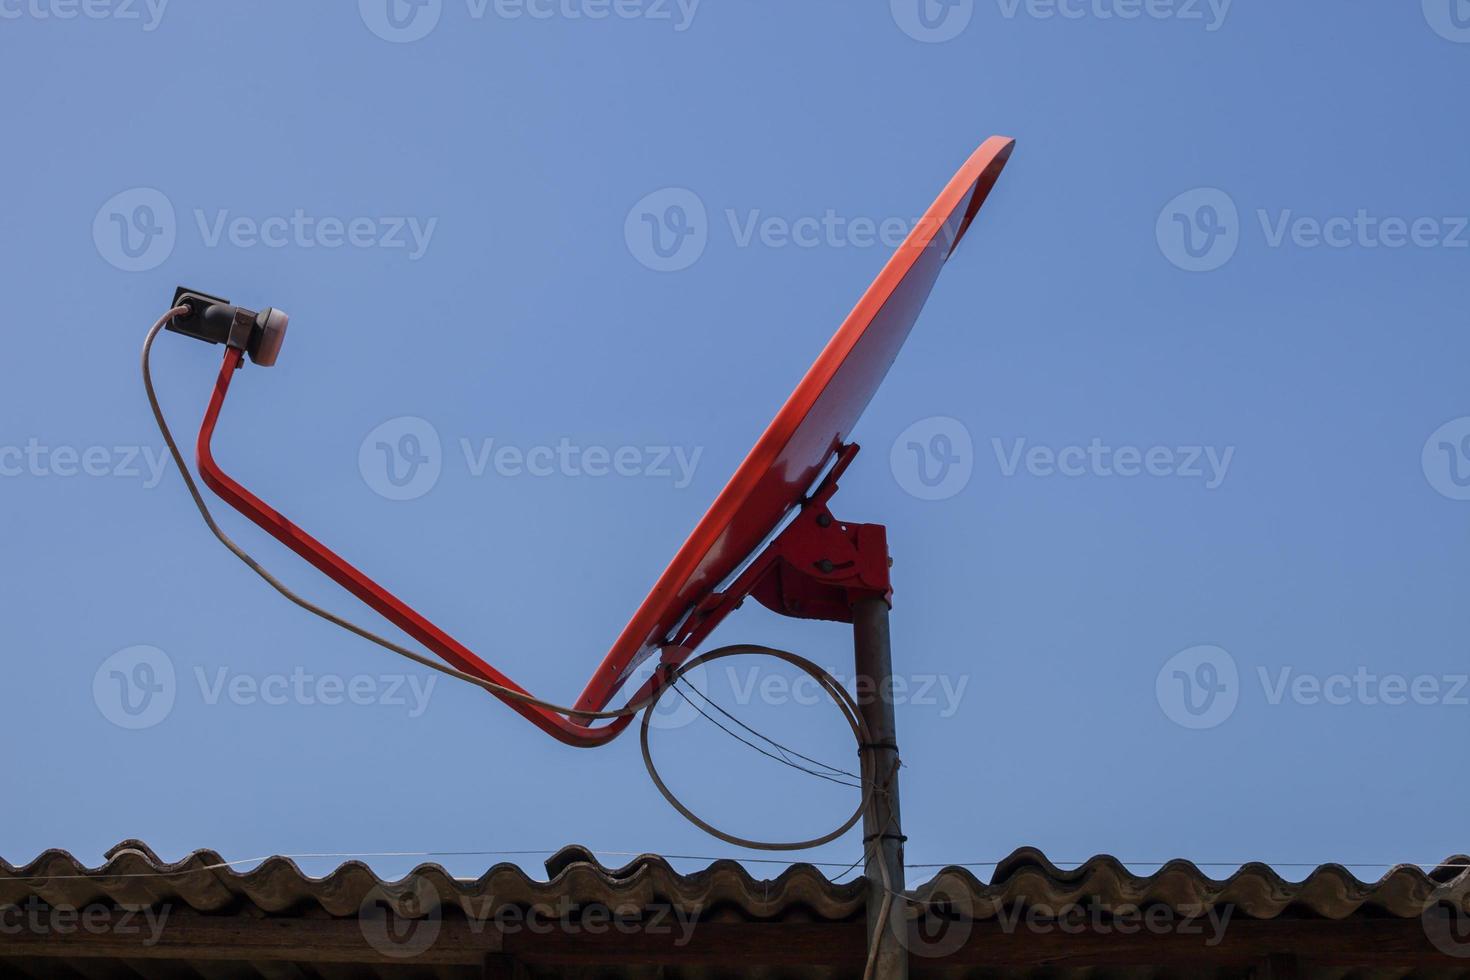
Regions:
[[3, 840, 1465, 922], [919, 847, 1470, 921], [2, 841, 1468, 979], [1, 840, 867, 921]]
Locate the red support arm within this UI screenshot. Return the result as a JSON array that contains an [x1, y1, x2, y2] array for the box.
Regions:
[[195, 348, 635, 748]]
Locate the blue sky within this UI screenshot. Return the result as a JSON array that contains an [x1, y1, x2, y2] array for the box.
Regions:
[[3, 1, 1468, 884]]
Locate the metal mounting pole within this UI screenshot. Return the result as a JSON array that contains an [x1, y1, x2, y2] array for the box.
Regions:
[[853, 596, 907, 980]]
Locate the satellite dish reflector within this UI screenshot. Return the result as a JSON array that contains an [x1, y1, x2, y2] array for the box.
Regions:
[[573, 136, 1016, 716]]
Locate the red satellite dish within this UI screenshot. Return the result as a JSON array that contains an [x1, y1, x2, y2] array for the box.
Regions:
[[171, 136, 1015, 747], [574, 136, 1016, 716]]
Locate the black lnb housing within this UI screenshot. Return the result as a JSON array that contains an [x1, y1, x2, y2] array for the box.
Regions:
[[168, 286, 290, 367]]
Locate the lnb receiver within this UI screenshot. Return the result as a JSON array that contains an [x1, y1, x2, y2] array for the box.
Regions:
[[167, 287, 290, 367]]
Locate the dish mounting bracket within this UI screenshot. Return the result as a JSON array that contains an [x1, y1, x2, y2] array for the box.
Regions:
[[665, 443, 892, 653]]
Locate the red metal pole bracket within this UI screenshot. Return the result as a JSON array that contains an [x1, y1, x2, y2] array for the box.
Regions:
[[667, 444, 892, 652], [748, 505, 892, 623]]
